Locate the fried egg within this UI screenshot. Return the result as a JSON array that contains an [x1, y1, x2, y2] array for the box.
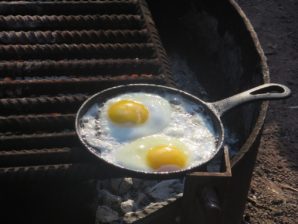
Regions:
[[114, 135, 191, 172], [80, 92, 218, 172], [98, 93, 171, 141]]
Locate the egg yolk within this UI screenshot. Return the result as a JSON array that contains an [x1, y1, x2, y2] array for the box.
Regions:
[[146, 145, 187, 170], [108, 100, 149, 125]]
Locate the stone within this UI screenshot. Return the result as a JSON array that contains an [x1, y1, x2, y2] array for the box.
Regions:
[[95, 206, 119, 223], [96, 178, 184, 223], [97, 189, 121, 209], [131, 178, 143, 189], [96, 179, 111, 191], [120, 199, 135, 213], [146, 179, 183, 201], [271, 199, 284, 205], [110, 178, 133, 195], [134, 192, 151, 207]]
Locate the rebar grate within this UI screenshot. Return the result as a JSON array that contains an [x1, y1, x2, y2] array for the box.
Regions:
[[0, 0, 172, 181]]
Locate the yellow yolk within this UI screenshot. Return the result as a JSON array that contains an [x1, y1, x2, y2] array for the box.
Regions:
[[146, 145, 187, 170], [108, 100, 149, 125]]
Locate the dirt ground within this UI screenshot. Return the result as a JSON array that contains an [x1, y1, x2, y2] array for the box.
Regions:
[[235, 0, 298, 223]]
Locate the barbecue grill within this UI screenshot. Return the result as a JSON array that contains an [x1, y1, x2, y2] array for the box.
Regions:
[[0, 1, 271, 224]]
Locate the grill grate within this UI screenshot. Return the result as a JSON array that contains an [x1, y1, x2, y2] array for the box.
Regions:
[[0, 0, 172, 181]]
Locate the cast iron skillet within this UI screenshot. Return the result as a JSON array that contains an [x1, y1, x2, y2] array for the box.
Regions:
[[75, 83, 291, 178]]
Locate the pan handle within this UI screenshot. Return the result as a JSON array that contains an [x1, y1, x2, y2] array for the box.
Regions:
[[209, 83, 291, 116]]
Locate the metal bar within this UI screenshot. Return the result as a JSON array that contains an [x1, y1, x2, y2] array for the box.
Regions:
[[0, 43, 155, 60], [0, 1, 138, 16], [0, 161, 127, 182], [0, 147, 72, 155], [0, 94, 88, 115], [181, 147, 232, 224], [0, 30, 149, 44], [0, 58, 160, 76], [125, 197, 181, 224], [222, 134, 262, 224], [138, 0, 174, 86], [0, 74, 158, 85], [0, 15, 143, 31], [0, 0, 173, 185], [0, 163, 98, 182], [0, 74, 165, 98], [199, 187, 222, 224], [0, 147, 90, 167], [0, 114, 75, 133], [0, 131, 79, 150]]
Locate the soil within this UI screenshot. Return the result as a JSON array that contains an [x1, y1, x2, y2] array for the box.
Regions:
[[235, 1, 298, 223]]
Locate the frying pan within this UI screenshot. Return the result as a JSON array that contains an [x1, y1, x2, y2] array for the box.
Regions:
[[75, 83, 291, 178]]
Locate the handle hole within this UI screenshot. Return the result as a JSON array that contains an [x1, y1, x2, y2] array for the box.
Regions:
[[251, 85, 285, 95]]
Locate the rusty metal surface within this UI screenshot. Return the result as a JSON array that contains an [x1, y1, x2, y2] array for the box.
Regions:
[[0, 1, 139, 15], [0, 59, 160, 76], [0, 74, 163, 98], [181, 147, 232, 224], [0, 94, 88, 115], [0, 0, 172, 181], [0, 15, 143, 30], [0, 30, 149, 44], [0, 43, 155, 60]]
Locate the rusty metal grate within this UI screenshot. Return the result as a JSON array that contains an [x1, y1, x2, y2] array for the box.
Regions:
[[0, 0, 172, 181]]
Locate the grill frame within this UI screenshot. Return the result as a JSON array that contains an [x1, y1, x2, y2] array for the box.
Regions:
[[145, 0, 270, 224], [0, 1, 271, 224]]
